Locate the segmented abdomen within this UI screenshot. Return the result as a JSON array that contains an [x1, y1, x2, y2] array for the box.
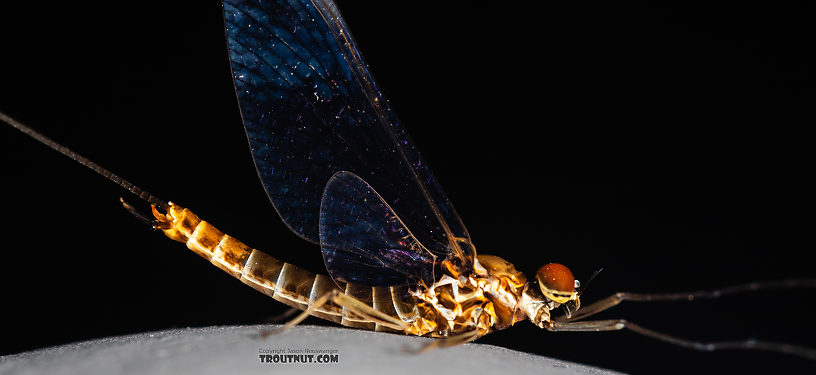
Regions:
[[153, 203, 418, 332]]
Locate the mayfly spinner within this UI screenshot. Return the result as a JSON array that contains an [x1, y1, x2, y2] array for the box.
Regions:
[[2, 0, 814, 363]]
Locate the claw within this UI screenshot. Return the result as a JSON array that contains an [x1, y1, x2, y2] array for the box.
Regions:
[[119, 197, 154, 227]]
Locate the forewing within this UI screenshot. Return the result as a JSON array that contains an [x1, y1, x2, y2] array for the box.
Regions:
[[223, 0, 475, 267]]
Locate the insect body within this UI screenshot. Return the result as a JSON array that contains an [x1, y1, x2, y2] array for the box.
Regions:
[[2, 0, 815, 367], [152, 194, 577, 340]]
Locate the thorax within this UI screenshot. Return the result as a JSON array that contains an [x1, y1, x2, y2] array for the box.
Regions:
[[406, 254, 530, 337]]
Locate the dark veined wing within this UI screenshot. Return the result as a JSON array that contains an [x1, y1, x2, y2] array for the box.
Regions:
[[223, 0, 475, 282], [320, 171, 436, 286]]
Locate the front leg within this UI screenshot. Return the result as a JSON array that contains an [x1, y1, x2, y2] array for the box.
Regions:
[[556, 278, 816, 323], [544, 318, 816, 360]]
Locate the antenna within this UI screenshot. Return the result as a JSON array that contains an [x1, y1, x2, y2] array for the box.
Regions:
[[0, 111, 169, 211]]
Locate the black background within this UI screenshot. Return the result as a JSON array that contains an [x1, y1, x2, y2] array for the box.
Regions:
[[0, 1, 814, 373]]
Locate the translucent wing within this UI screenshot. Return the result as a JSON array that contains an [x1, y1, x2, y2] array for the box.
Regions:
[[320, 171, 436, 286], [223, 0, 476, 278]]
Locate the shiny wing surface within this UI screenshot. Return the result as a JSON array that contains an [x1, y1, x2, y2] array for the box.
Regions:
[[320, 172, 436, 286], [223, 0, 475, 270]]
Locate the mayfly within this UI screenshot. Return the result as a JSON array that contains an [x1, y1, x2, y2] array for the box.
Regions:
[[1, 0, 814, 368]]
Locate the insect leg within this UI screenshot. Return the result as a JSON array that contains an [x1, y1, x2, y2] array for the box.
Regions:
[[409, 329, 481, 354], [260, 290, 408, 338], [545, 319, 816, 360], [554, 293, 623, 323], [260, 290, 343, 337], [332, 292, 409, 331], [556, 278, 816, 323], [263, 307, 301, 323]]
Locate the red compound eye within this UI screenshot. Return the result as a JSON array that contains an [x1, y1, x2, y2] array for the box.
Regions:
[[536, 263, 575, 294]]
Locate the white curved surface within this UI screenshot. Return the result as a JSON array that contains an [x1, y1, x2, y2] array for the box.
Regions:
[[0, 325, 620, 375]]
